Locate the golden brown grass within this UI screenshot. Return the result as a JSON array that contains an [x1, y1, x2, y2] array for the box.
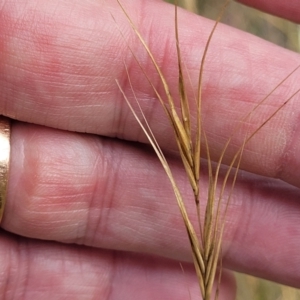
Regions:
[[114, 0, 300, 299], [173, 0, 300, 52], [174, 2, 300, 299]]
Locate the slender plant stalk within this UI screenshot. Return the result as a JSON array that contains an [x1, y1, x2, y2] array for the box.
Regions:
[[115, 1, 299, 299]]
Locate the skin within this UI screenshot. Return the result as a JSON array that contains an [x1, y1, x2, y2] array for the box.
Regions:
[[0, 0, 299, 298]]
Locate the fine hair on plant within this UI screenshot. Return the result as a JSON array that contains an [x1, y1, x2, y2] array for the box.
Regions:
[[114, 0, 300, 299]]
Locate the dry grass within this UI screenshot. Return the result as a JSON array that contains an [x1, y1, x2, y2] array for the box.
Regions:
[[170, 0, 300, 52], [115, 0, 300, 299], [168, 1, 300, 299]]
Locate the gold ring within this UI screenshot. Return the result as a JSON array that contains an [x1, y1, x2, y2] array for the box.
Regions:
[[0, 116, 11, 224]]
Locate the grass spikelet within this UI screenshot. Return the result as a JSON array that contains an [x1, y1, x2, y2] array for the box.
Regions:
[[114, 0, 299, 299]]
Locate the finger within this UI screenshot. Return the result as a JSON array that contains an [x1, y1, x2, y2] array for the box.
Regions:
[[238, 0, 300, 23], [0, 232, 236, 300], [1, 0, 300, 186], [3, 122, 300, 287]]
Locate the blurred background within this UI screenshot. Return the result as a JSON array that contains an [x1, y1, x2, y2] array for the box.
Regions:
[[166, 0, 299, 51], [164, 0, 300, 299]]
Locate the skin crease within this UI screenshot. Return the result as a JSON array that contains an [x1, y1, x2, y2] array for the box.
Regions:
[[0, 0, 299, 298]]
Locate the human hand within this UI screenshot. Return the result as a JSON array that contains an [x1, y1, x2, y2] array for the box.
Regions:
[[0, 0, 299, 299]]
